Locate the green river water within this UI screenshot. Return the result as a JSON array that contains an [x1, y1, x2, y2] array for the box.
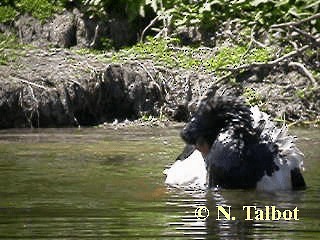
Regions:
[[0, 127, 319, 239]]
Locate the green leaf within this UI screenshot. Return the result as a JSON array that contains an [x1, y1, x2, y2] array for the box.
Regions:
[[146, 0, 159, 12], [251, 0, 270, 7], [199, 2, 212, 14], [287, 6, 299, 18], [139, 4, 145, 17], [274, 0, 290, 7], [0, 6, 17, 23]]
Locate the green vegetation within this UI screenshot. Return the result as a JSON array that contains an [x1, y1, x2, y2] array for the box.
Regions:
[[1, 0, 317, 81], [206, 46, 272, 71], [0, 33, 22, 65], [295, 87, 318, 101], [140, 112, 168, 123], [1, 0, 318, 62], [0, 0, 148, 23], [1, 0, 319, 30], [0, 0, 63, 23], [16, 0, 62, 21], [161, 0, 320, 30], [61, 0, 320, 32], [243, 87, 266, 108], [110, 37, 273, 75], [0, 5, 17, 23], [111, 37, 180, 66]]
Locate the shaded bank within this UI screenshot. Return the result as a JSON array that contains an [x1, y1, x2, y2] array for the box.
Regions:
[[0, 46, 319, 129], [0, 47, 210, 128]]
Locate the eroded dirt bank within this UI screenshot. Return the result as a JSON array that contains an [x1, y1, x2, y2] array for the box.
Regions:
[[1, 46, 319, 129]]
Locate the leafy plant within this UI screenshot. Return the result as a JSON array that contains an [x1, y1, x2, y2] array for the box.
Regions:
[[100, 37, 114, 50], [243, 87, 265, 107], [0, 5, 17, 23], [140, 111, 168, 122], [169, 0, 319, 29], [205, 45, 273, 72], [16, 0, 62, 20], [0, 33, 21, 65]]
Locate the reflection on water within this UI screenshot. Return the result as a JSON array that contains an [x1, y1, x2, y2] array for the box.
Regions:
[[0, 127, 319, 239]]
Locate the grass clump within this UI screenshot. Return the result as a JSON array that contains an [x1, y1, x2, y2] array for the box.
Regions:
[[295, 87, 319, 102], [205, 46, 273, 72], [16, 0, 62, 21], [0, 33, 30, 65], [111, 37, 180, 66], [111, 37, 274, 75], [243, 87, 266, 108], [0, 33, 21, 65], [0, 0, 62, 23], [0, 5, 18, 23]]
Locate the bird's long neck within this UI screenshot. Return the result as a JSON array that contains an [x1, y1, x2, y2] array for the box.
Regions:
[[207, 96, 256, 141], [181, 95, 257, 147]]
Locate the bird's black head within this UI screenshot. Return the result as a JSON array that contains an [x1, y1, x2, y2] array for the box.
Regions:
[[181, 95, 254, 148]]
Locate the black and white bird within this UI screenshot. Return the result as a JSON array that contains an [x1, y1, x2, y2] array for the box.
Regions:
[[164, 95, 306, 191]]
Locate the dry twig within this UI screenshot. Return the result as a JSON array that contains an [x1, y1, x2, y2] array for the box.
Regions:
[[288, 62, 318, 87], [271, 13, 320, 28], [140, 15, 160, 42], [9, 76, 53, 91]]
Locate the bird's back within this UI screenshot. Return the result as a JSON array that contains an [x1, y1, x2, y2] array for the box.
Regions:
[[207, 131, 280, 189]]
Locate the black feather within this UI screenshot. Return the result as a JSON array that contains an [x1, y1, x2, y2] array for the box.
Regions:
[[179, 94, 306, 190]]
